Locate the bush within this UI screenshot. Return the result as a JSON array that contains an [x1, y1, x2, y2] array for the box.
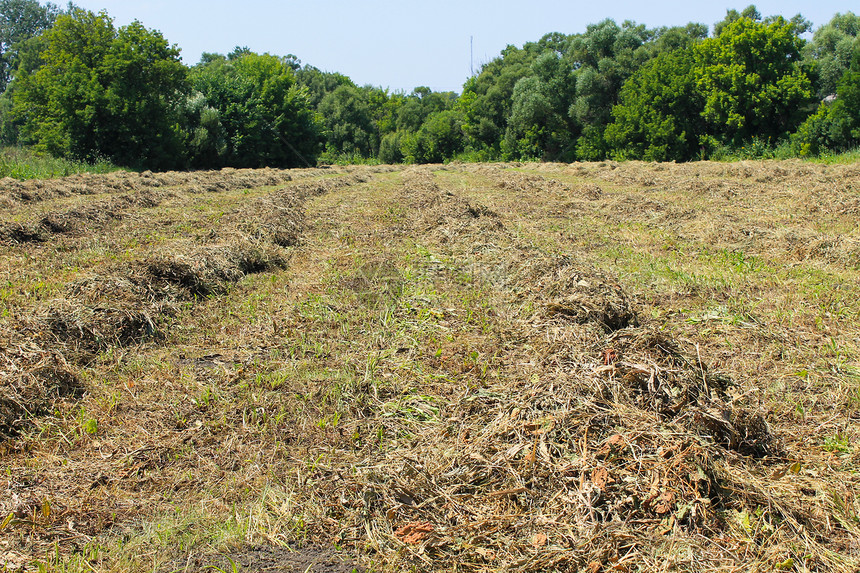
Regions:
[[378, 132, 404, 164], [791, 52, 860, 157], [401, 110, 466, 164]]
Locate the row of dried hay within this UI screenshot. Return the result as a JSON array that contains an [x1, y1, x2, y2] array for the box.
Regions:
[[337, 172, 843, 571], [0, 328, 82, 438], [0, 171, 367, 437], [400, 168, 503, 244], [0, 189, 165, 244], [0, 167, 309, 206]]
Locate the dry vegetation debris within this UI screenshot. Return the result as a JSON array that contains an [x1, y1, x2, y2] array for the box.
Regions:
[[0, 334, 81, 438], [334, 173, 833, 571], [1, 161, 859, 572]]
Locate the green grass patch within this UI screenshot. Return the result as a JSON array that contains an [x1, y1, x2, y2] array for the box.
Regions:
[[0, 146, 122, 180]]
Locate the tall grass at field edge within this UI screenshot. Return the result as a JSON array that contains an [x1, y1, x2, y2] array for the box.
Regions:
[[0, 147, 122, 180]]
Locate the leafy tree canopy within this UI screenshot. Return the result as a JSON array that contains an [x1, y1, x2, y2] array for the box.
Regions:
[[191, 50, 321, 168], [295, 65, 356, 107], [695, 15, 814, 147], [11, 7, 189, 169], [793, 42, 860, 155], [504, 52, 576, 160], [460, 43, 543, 152], [318, 84, 378, 159], [802, 11, 860, 98], [606, 49, 703, 161], [401, 109, 465, 164], [0, 0, 59, 90]]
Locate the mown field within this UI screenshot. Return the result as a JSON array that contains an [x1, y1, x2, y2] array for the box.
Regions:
[[0, 161, 858, 572]]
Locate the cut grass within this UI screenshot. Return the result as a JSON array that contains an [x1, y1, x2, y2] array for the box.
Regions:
[[1, 161, 859, 572]]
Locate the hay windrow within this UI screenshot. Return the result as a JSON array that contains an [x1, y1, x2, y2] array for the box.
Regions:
[[511, 254, 639, 333], [0, 189, 167, 245], [0, 334, 82, 438], [401, 168, 504, 243], [0, 169, 339, 440], [346, 165, 850, 571]]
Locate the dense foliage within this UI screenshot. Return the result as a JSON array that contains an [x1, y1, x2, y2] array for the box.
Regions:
[[10, 8, 188, 169], [0, 3, 858, 169], [189, 52, 320, 168]]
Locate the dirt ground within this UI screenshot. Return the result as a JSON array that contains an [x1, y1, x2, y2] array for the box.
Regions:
[[0, 161, 858, 572]]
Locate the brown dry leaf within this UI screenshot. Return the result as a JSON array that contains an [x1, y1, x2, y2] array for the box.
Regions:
[[524, 445, 537, 464], [592, 467, 611, 491], [587, 561, 601, 573], [598, 434, 626, 456], [532, 532, 548, 547], [394, 521, 434, 545], [602, 348, 617, 365], [654, 491, 675, 514]]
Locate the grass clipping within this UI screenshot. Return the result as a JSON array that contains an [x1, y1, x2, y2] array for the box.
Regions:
[[313, 169, 854, 572]]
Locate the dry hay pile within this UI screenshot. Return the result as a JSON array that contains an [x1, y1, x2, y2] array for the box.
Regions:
[[228, 173, 367, 247], [476, 166, 603, 201], [143, 238, 289, 295], [343, 258, 838, 570], [232, 191, 306, 248], [329, 174, 852, 571], [0, 171, 361, 439], [172, 167, 292, 194], [10, 169, 367, 355], [493, 170, 571, 195], [401, 168, 503, 243], [0, 189, 165, 244], [0, 171, 150, 205], [37, 274, 170, 357], [0, 166, 321, 207], [592, 161, 665, 188], [513, 255, 638, 334], [287, 172, 366, 200], [0, 168, 364, 246], [0, 329, 82, 438], [35, 238, 292, 360]]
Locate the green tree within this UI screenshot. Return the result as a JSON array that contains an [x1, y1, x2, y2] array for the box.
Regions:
[[317, 84, 378, 160], [295, 65, 355, 107], [459, 43, 542, 154], [606, 49, 703, 161], [713, 5, 762, 36], [695, 15, 814, 148], [191, 51, 321, 168], [565, 19, 654, 159], [648, 23, 708, 54], [11, 8, 189, 169], [100, 20, 189, 168], [802, 12, 860, 99], [401, 109, 465, 164], [396, 86, 457, 132], [504, 52, 576, 160], [181, 92, 227, 168], [0, 0, 59, 92], [792, 44, 860, 154], [378, 130, 404, 164]]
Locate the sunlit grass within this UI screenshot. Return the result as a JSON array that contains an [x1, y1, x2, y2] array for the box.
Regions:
[[0, 146, 123, 180], [811, 147, 860, 164]]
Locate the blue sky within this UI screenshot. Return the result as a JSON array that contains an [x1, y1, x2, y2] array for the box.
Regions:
[[70, 1, 858, 93]]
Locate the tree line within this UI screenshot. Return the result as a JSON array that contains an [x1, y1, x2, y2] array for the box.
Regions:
[[0, 1, 858, 170]]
